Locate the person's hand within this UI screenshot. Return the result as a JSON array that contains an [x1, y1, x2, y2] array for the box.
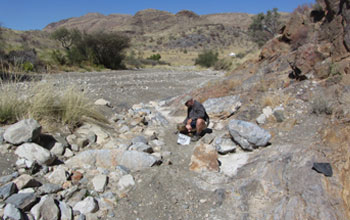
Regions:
[[186, 124, 192, 132]]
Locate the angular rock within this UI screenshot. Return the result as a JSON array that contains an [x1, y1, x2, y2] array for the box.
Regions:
[[38, 183, 62, 195], [0, 172, 19, 185], [150, 112, 169, 126], [203, 95, 241, 118], [67, 189, 87, 207], [71, 171, 84, 185], [13, 174, 41, 190], [59, 201, 73, 220], [5, 193, 38, 211], [0, 182, 18, 200], [30, 195, 59, 220], [189, 142, 219, 172], [18, 188, 35, 194], [218, 153, 249, 177], [15, 143, 55, 165], [256, 113, 267, 125], [65, 149, 124, 169], [131, 136, 148, 145], [215, 137, 237, 154], [117, 174, 135, 193], [73, 197, 99, 214], [92, 175, 108, 193], [128, 142, 153, 153], [46, 166, 68, 185], [4, 119, 41, 145], [4, 203, 24, 220], [228, 119, 271, 151], [120, 151, 159, 171], [64, 148, 74, 158], [75, 124, 109, 145], [262, 106, 273, 118], [50, 142, 65, 156], [273, 106, 285, 123]]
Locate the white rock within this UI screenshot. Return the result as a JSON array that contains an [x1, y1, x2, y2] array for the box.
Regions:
[[263, 106, 273, 118], [95, 98, 111, 107], [256, 114, 267, 124], [117, 174, 135, 192], [50, 142, 65, 156], [73, 196, 99, 214], [18, 188, 35, 194], [59, 201, 73, 220], [92, 175, 108, 193], [64, 148, 74, 158], [46, 166, 68, 185], [119, 151, 158, 171], [4, 119, 41, 145], [15, 143, 55, 165], [218, 153, 249, 177]]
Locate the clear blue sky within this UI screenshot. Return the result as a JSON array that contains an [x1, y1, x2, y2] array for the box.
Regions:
[[1, 0, 315, 31]]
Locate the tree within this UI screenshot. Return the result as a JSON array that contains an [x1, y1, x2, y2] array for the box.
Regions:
[[248, 8, 282, 47], [51, 27, 81, 50]]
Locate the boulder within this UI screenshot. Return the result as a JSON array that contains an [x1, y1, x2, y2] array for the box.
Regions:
[[94, 98, 111, 107], [30, 195, 59, 220], [0, 182, 18, 200], [189, 142, 219, 172], [228, 119, 271, 151], [131, 136, 148, 145], [65, 149, 124, 169], [13, 174, 41, 190], [120, 151, 159, 171], [50, 142, 65, 156], [15, 143, 55, 165], [92, 175, 108, 193], [4, 119, 41, 145], [5, 193, 38, 211], [75, 123, 109, 145], [4, 203, 24, 220], [73, 196, 99, 214], [203, 95, 241, 119], [215, 137, 237, 154], [218, 153, 249, 177], [38, 183, 62, 195], [0, 172, 19, 184]]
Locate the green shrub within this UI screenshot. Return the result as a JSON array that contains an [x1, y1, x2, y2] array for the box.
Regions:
[[51, 50, 66, 65], [22, 61, 34, 72], [195, 50, 218, 68], [214, 58, 232, 71], [147, 53, 161, 61]]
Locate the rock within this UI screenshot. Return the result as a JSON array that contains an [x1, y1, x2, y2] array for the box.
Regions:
[[64, 148, 74, 158], [119, 125, 130, 133], [203, 95, 241, 119], [67, 189, 87, 207], [128, 142, 153, 153], [150, 112, 169, 126], [117, 174, 135, 193], [201, 133, 216, 145], [30, 195, 59, 220], [256, 114, 267, 124], [13, 174, 41, 190], [46, 166, 68, 185], [59, 201, 73, 220], [65, 149, 124, 169], [50, 142, 65, 156], [75, 124, 109, 145], [0, 127, 5, 144], [218, 153, 249, 177], [228, 119, 271, 151], [131, 136, 148, 145], [4, 203, 24, 220], [92, 175, 108, 193], [262, 106, 273, 118], [18, 188, 35, 194], [215, 137, 237, 154], [15, 143, 55, 165], [3, 119, 41, 145], [189, 142, 219, 172], [73, 197, 99, 214], [94, 98, 111, 107], [38, 183, 62, 195], [273, 106, 285, 122], [0, 172, 19, 184], [120, 151, 159, 171], [0, 183, 18, 200], [71, 171, 84, 185], [5, 193, 37, 211], [76, 137, 89, 149], [149, 139, 164, 149]]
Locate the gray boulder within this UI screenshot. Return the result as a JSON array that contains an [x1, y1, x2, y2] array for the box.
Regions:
[[120, 151, 159, 171], [128, 142, 153, 153], [0, 182, 18, 200], [30, 195, 59, 220], [4, 203, 24, 220], [5, 193, 38, 211], [59, 201, 73, 220], [0, 172, 19, 184], [203, 95, 241, 117], [38, 183, 62, 195], [15, 143, 55, 165], [228, 119, 271, 151], [4, 119, 41, 145], [215, 137, 237, 154]]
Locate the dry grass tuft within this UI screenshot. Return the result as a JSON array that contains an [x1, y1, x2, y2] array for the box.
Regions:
[[261, 93, 292, 108]]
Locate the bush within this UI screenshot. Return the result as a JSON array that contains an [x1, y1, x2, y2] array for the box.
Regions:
[[214, 58, 232, 71], [312, 96, 333, 115], [147, 53, 161, 61], [51, 50, 66, 65], [0, 86, 26, 124], [248, 8, 282, 47], [195, 50, 218, 68]]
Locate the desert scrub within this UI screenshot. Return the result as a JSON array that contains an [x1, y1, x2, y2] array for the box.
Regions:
[[312, 96, 333, 115], [195, 50, 218, 68], [0, 80, 107, 127]]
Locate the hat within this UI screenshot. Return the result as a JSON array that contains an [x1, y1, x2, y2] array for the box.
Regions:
[[182, 95, 193, 105]]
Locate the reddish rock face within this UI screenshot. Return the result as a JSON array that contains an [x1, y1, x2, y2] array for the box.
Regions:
[[189, 142, 219, 172]]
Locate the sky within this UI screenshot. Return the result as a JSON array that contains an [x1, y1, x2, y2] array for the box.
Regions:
[[1, 0, 315, 31]]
